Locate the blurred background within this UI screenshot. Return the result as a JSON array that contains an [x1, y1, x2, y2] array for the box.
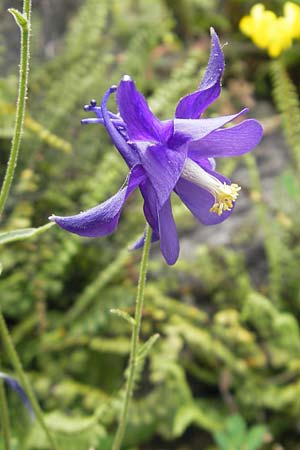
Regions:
[[1, 0, 300, 449]]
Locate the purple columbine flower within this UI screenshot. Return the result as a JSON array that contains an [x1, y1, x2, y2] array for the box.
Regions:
[[49, 28, 263, 265]]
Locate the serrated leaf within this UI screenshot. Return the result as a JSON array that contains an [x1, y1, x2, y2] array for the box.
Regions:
[[110, 308, 135, 326], [8, 8, 28, 30], [0, 222, 54, 245], [137, 333, 160, 360]]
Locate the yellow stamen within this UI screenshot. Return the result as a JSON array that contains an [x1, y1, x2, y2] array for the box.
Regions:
[[209, 183, 241, 216], [181, 159, 241, 217]]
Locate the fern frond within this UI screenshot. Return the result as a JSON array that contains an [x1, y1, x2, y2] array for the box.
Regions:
[[270, 59, 300, 171]]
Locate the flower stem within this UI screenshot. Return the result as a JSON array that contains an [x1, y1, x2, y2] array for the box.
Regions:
[[0, 368, 11, 450], [0, 311, 59, 450], [0, 0, 32, 217], [112, 224, 152, 450]]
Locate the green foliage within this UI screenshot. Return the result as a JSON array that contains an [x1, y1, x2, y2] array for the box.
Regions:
[[214, 414, 267, 450], [1, 0, 300, 449], [26, 411, 106, 450], [271, 59, 300, 171], [8, 9, 28, 31], [0, 223, 54, 245]]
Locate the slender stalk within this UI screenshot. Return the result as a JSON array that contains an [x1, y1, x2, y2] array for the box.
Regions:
[[0, 0, 32, 216], [112, 224, 152, 450], [0, 374, 11, 450], [0, 312, 59, 450], [0, 1, 57, 447]]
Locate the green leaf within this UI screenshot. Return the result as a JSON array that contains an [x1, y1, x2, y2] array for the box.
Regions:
[[137, 333, 160, 360], [214, 431, 234, 450], [225, 414, 247, 446], [8, 8, 28, 30], [213, 415, 266, 450], [246, 425, 267, 450], [0, 222, 54, 245], [110, 308, 135, 326]]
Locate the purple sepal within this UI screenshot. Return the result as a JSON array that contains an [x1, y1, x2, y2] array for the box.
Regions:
[[50, 165, 146, 237], [188, 119, 263, 158], [140, 181, 160, 235], [158, 198, 179, 265], [131, 198, 179, 265], [175, 28, 224, 119], [174, 109, 248, 142], [136, 142, 187, 208]]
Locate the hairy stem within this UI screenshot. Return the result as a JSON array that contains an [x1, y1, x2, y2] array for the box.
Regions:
[[112, 224, 152, 450], [0, 312, 59, 450], [0, 1, 58, 447], [0, 0, 32, 216]]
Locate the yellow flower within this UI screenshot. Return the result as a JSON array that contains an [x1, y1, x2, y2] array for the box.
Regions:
[[283, 1, 300, 38], [239, 4, 277, 50], [266, 17, 293, 57], [239, 2, 300, 57]]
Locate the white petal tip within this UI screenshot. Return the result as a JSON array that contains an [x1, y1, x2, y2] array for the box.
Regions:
[[122, 74, 132, 82]]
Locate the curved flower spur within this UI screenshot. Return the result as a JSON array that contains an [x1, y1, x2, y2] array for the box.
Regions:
[[49, 28, 263, 265]]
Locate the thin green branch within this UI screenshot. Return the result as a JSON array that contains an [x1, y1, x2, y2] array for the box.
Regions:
[[0, 312, 59, 450], [0, 1, 57, 447], [0, 0, 32, 216], [112, 224, 152, 450]]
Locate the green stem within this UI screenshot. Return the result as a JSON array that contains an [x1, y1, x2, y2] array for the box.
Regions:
[[0, 371, 11, 450], [0, 0, 32, 217], [112, 224, 152, 450], [0, 312, 59, 450]]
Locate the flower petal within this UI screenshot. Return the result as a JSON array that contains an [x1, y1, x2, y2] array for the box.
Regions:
[[50, 165, 146, 237], [175, 28, 224, 119], [117, 76, 164, 142], [140, 180, 160, 234], [158, 198, 179, 265], [136, 181, 179, 264], [101, 86, 139, 168], [132, 184, 179, 265], [175, 169, 234, 225], [137, 143, 187, 208], [188, 119, 263, 158], [174, 109, 248, 142]]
